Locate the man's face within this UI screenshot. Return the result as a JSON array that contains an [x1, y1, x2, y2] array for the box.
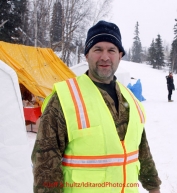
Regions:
[[85, 42, 123, 84], [169, 73, 173, 77]]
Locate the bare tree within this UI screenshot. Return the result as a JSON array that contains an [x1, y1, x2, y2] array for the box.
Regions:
[[27, 0, 53, 47], [51, 0, 91, 65], [91, 0, 113, 25], [55, 0, 113, 66], [26, 0, 113, 65]]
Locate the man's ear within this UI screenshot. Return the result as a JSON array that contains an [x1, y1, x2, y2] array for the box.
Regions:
[[119, 52, 123, 59], [85, 54, 88, 62]]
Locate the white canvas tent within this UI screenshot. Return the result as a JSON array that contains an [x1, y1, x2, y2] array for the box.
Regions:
[[115, 61, 131, 87], [0, 60, 33, 193], [70, 61, 131, 86]]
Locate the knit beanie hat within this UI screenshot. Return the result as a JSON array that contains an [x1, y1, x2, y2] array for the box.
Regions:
[[84, 20, 125, 56]]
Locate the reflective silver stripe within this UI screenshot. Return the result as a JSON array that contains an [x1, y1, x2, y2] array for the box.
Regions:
[[127, 153, 138, 162], [133, 99, 145, 123], [63, 157, 124, 164], [68, 79, 87, 129], [62, 153, 138, 165], [85, 33, 120, 48], [124, 86, 145, 123]]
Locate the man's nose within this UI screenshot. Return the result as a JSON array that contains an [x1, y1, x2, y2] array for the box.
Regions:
[[100, 51, 109, 61]]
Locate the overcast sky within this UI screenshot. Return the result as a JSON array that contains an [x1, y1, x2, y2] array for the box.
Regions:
[[109, 0, 177, 51]]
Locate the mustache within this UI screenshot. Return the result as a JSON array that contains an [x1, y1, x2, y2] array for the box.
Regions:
[[96, 61, 112, 66]]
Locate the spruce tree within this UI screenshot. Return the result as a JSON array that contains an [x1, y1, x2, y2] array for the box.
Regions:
[[154, 34, 165, 69], [147, 39, 156, 68], [131, 22, 142, 63], [0, 0, 28, 44], [170, 19, 177, 72], [0, 1, 12, 42], [17, 0, 29, 44], [51, 0, 63, 47], [127, 49, 131, 61]]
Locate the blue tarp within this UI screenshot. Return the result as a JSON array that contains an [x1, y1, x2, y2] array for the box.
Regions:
[[127, 79, 146, 102]]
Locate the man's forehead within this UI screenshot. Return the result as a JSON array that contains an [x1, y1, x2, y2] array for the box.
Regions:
[[93, 42, 118, 49]]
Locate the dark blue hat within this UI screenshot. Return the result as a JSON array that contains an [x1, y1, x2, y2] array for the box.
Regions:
[[84, 20, 125, 56]]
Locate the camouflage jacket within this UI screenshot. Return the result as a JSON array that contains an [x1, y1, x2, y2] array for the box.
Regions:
[[31, 82, 161, 193]]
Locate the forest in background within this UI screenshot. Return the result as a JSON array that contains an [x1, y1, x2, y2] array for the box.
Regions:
[[0, 0, 177, 72]]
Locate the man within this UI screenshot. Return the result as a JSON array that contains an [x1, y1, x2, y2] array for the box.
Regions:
[[166, 72, 175, 102], [32, 21, 161, 193]]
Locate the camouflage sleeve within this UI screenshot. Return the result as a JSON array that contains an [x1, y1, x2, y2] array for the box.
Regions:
[[138, 129, 162, 191], [31, 92, 68, 193]]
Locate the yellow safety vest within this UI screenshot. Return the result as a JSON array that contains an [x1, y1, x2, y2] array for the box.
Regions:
[[42, 74, 146, 193]]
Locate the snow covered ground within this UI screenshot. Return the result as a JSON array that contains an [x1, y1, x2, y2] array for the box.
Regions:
[[28, 60, 177, 193]]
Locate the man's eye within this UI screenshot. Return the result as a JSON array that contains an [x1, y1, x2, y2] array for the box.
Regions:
[[94, 49, 101, 51]]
